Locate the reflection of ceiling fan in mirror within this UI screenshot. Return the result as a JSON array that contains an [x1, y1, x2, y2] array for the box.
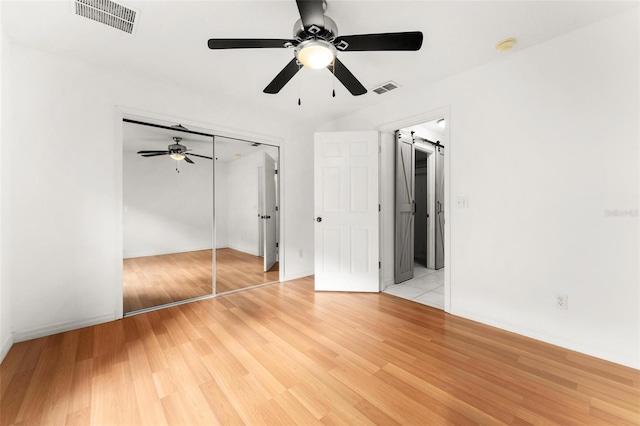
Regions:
[[137, 137, 213, 171]]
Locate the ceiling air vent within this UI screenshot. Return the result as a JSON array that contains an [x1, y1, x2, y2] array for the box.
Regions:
[[74, 0, 139, 34], [372, 81, 400, 95]]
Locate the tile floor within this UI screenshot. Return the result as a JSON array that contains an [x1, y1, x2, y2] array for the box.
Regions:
[[383, 263, 445, 310]]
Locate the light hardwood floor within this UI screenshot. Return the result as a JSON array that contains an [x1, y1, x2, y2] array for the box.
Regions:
[[215, 248, 279, 295], [1, 277, 639, 425], [123, 249, 279, 313]]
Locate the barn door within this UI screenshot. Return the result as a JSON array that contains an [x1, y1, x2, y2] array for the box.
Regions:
[[314, 131, 380, 292], [435, 146, 445, 270], [395, 131, 415, 283]]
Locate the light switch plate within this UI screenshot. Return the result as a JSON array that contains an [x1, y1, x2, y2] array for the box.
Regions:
[[456, 196, 469, 208]]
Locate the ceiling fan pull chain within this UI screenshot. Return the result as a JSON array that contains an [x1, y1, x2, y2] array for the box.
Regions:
[[332, 60, 336, 98], [298, 63, 302, 106]]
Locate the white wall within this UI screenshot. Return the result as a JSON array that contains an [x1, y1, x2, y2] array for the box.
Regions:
[[226, 150, 264, 255], [123, 143, 214, 258], [1, 40, 316, 345], [0, 6, 13, 363], [321, 9, 640, 368], [280, 126, 316, 277]]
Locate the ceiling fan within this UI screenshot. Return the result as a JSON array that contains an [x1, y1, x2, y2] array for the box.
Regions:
[[137, 137, 213, 164], [207, 0, 423, 96]]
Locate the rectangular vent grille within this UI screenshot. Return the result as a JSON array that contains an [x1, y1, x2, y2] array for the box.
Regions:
[[75, 0, 139, 34], [372, 81, 400, 95]]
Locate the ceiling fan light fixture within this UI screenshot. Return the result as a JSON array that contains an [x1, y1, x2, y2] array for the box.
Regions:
[[170, 153, 185, 161], [296, 40, 336, 69]]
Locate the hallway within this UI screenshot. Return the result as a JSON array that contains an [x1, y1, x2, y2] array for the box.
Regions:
[[383, 264, 444, 310]]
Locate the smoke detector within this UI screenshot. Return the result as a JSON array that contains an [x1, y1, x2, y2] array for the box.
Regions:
[[73, 0, 140, 34]]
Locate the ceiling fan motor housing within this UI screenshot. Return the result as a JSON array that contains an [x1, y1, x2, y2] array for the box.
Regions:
[[292, 16, 339, 45], [292, 16, 345, 68], [169, 137, 187, 153], [168, 144, 186, 153]]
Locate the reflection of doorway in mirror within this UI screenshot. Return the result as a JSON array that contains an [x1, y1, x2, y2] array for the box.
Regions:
[[214, 139, 280, 294], [262, 152, 278, 272]]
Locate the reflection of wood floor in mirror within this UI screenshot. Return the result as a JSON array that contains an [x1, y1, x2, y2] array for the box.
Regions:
[[123, 249, 279, 313], [215, 248, 279, 294], [123, 250, 213, 313]]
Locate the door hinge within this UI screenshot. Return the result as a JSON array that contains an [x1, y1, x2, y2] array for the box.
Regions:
[[275, 206, 279, 211], [275, 169, 278, 174], [378, 204, 381, 212], [276, 242, 279, 248], [378, 262, 381, 269]]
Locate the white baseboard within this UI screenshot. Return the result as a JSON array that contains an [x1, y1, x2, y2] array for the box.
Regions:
[[124, 247, 213, 259], [282, 271, 314, 282], [12, 313, 116, 343], [450, 308, 640, 370], [383, 278, 395, 290], [227, 245, 260, 257], [0, 334, 13, 364]]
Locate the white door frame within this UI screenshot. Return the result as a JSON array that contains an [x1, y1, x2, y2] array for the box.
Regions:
[[115, 106, 284, 319], [379, 107, 451, 313]]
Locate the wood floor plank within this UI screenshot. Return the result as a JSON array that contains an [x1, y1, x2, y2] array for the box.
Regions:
[[126, 340, 168, 426], [353, 399, 402, 426], [14, 345, 62, 425], [272, 391, 324, 425], [329, 355, 452, 424], [0, 370, 33, 425], [39, 332, 78, 426], [199, 378, 245, 426], [1, 277, 639, 425]]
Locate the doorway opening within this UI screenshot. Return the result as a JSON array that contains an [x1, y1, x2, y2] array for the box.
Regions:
[[385, 118, 446, 309]]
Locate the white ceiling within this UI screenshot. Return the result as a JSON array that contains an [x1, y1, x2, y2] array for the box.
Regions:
[[2, 1, 635, 126]]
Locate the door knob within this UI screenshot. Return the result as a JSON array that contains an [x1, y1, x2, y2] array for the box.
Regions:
[[316, 217, 322, 222]]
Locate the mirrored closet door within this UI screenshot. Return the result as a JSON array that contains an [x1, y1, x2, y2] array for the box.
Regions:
[[122, 120, 214, 313], [214, 137, 280, 294], [122, 118, 280, 315]]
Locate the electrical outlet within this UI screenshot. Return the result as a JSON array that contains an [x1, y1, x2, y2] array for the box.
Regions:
[[556, 294, 568, 310]]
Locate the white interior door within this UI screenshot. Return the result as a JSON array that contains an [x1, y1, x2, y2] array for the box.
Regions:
[[262, 153, 277, 272], [314, 131, 380, 292]]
